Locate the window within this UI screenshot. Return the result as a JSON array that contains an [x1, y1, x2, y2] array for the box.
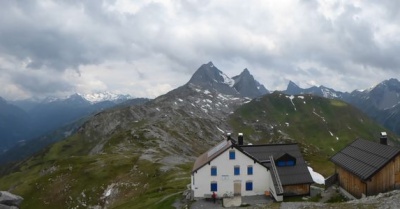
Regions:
[[246, 181, 253, 191], [210, 182, 218, 191], [247, 165, 253, 175], [229, 150, 235, 160], [287, 160, 295, 166], [277, 161, 286, 167], [277, 160, 296, 167], [211, 166, 217, 176], [234, 166, 240, 175], [276, 153, 296, 167]]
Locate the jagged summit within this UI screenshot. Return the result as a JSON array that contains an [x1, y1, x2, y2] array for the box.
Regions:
[[187, 62, 269, 98], [360, 78, 400, 110], [232, 68, 269, 98], [187, 62, 238, 96], [285, 81, 302, 95], [241, 68, 251, 76]]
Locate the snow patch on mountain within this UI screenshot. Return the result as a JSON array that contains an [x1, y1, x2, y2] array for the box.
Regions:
[[216, 126, 225, 133], [219, 71, 235, 87], [313, 109, 326, 122], [82, 92, 132, 103], [286, 95, 297, 111], [322, 88, 338, 98]]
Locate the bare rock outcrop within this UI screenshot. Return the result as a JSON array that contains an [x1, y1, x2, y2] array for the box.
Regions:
[[0, 191, 23, 209]]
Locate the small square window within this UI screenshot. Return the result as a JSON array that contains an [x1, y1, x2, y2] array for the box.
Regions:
[[247, 166, 253, 175], [234, 166, 240, 175], [246, 181, 253, 191], [229, 150, 235, 160], [211, 166, 217, 176], [211, 182, 218, 191]]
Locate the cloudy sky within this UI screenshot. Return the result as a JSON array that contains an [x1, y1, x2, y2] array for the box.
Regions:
[[1, 0, 400, 100]]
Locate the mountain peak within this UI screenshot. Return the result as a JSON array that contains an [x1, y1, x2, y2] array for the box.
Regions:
[[241, 68, 251, 75], [187, 62, 237, 95], [232, 68, 268, 98], [372, 78, 400, 93], [382, 78, 400, 87], [287, 81, 300, 90], [285, 81, 302, 95]]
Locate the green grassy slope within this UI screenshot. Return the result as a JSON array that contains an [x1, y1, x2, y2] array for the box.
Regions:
[[0, 119, 192, 209], [229, 92, 397, 176]]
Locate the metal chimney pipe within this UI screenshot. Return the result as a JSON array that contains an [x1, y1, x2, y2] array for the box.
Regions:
[[238, 133, 243, 145], [380, 132, 388, 145]]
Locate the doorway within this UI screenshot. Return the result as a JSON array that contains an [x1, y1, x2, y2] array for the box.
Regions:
[[234, 180, 242, 196]]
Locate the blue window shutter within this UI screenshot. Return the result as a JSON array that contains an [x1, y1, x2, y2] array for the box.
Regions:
[[234, 166, 240, 175], [247, 166, 253, 175], [211, 182, 218, 191], [246, 181, 253, 191], [211, 167, 217, 176], [229, 150, 235, 159]]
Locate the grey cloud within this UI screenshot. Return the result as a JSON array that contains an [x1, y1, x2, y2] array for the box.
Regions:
[[0, 1, 128, 71], [10, 71, 73, 94], [1, 1, 400, 99]]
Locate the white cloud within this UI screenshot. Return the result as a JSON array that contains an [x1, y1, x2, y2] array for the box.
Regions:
[[0, 0, 400, 100]]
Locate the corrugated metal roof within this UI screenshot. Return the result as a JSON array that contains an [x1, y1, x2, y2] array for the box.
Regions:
[[241, 144, 314, 185], [330, 138, 400, 180]]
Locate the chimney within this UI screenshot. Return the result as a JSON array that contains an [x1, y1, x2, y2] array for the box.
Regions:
[[227, 133, 232, 141], [238, 133, 243, 145], [380, 132, 388, 145]]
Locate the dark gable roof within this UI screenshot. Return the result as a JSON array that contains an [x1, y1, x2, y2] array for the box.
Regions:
[[192, 140, 233, 173], [240, 143, 314, 186], [330, 138, 400, 180]]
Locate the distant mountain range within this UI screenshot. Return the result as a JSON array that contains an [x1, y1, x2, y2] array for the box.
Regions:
[[2, 61, 400, 157], [0, 93, 144, 153], [0, 62, 395, 209], [283, 78, 400, 135]]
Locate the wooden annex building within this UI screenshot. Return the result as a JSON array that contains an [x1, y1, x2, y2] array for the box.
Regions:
[[330, 138, 400, 198]]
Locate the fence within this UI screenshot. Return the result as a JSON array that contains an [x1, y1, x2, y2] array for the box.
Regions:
[[325, 173, 338, 189]]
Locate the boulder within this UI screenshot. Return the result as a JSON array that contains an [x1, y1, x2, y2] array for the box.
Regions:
[[0, 191, 23, 207], [0, 204, 18, 209]]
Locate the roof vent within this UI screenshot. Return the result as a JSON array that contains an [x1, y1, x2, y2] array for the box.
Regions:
[[380, 132, 388, 145]]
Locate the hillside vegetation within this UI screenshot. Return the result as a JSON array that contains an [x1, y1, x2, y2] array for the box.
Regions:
[[0, 91, 396, 208], [229, 92, 396, 176]]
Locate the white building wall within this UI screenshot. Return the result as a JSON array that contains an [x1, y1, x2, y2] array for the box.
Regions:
[[191, 147, 271, 198]]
